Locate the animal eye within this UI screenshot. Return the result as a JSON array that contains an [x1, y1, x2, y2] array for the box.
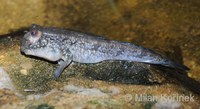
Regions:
[[28, 30, 42, 44], [31, 30, 38, 36]]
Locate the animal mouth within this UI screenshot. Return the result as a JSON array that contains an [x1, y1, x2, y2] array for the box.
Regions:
[[20, 42, 34, 56], [20, 45, 27, 53], [20, 47, 31, 55]]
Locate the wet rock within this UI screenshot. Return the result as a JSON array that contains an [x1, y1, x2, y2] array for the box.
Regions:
[[26, 94, 43, 100], [152, 98, 182, 109], [19, 62, 33, 75], [20, 69, 28, 75], [26, 89, 58, 100], [83, 61, 166, 85], [108, 86, 120, 95], [25, 104, 54, 109], [0, 67, 15, 91], [64, 85, 107, 97], [20, 62, 33, 70]]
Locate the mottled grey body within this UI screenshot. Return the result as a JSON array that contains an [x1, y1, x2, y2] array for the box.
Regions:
[[20, 24, 189, 78]]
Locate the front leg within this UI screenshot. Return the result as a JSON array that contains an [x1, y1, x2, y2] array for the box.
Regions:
[[53, 48, 73, 79], [53, 59, 72, 79]]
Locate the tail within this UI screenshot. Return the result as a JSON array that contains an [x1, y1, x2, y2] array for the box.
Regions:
[[167, 70, 200, 95], [156, 62, 200, 95], [161, 60, 200, 94], [162, 60, 190, 71]]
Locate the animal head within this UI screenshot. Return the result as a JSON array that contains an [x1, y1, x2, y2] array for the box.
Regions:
[[20, 24, 62, 61]]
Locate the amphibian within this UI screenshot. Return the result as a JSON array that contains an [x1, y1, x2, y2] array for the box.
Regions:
[[20, 24, 189, 78]]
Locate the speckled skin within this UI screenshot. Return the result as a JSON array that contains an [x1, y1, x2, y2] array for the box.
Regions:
[[20, 24, 189, 78]]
